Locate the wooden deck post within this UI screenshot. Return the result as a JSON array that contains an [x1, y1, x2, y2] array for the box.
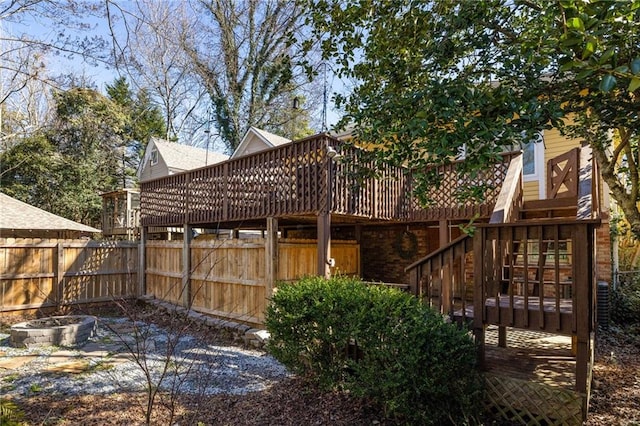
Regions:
[[440, 220, 452, 315], [265, 217, 278, 300], [317, 213, 331, 279], [574, 223, 593, 394], [56, 242, 64, 308], [473, 229, 486, 367], [355, 225, 363, 280], [182, 224, 192, 309]]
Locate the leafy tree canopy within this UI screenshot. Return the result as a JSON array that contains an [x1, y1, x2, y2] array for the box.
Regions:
[[1, 81, 165, 226], [309, 0, 640, 235]]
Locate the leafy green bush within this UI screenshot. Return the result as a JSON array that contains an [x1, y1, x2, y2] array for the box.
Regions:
[[611, 277, 640, 329], [265, 276, 482, 425]]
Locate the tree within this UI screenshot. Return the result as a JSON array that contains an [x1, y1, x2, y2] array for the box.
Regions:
[[178, 0, 317, 151], [308, 0, 640, 234], [0, 1, 109, 136], [105, 0, 209, 145], [106, 77, 166, 185], [1, 87, 125, 225], [0, 133, 61, 209]]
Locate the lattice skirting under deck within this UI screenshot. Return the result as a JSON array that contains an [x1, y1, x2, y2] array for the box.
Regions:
[[484, 373, 585, 425]]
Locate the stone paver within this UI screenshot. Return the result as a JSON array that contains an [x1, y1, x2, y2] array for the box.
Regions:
[[0, 355, 38, 370], [44, 359, 90, 374]]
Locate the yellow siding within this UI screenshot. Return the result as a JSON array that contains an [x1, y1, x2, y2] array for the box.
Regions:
[[523, 128, 582, 202]]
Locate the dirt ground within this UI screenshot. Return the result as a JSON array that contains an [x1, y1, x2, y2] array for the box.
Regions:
[[2, 309, 639, 425]]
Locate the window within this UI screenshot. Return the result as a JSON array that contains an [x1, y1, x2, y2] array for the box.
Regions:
[[522, 131, 545, 198], [150, 148, 158, 165]]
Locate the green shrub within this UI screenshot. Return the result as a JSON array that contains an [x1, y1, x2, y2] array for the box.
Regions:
[[611, 278, 640, 329], [265, 276, 483, 425]]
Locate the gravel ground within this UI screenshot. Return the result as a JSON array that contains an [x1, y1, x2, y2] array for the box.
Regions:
[[0, 316, 290, 399], [1, 308, 637, 425]]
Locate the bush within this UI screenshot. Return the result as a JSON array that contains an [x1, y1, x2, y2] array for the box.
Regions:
[[611, 277, 640, 329], [265, 276, 483, 425]]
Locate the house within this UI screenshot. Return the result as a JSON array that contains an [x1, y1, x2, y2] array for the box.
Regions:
[[137, 137, 229, 183], [0, 192, 101, 239], [231, 126, 291, 158], [138, 129, 609, 424]]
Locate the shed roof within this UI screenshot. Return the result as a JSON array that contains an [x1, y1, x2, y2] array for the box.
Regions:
[[0, 192, 101, 234]]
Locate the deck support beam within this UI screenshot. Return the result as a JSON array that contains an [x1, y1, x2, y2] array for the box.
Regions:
[[317, 213, 331, 279], [439, 220, 452, 315], [265, 217, 278, 300], [574, 224, 593, 394]]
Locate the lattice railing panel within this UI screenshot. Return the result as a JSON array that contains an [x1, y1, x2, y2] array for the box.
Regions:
[[141, 135, 330, 226], [141, 174, 187, 226], [141, 138, 518, 226], [484, 373, 585, 425], [409, 151, 518, 221]]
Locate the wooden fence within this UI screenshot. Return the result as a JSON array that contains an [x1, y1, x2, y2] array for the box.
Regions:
[[0, 238, 138, 312], [1, 237, 360, 325], [144, 238, 360, 326]]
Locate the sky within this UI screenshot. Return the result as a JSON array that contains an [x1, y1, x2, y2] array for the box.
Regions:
[[2, 3, 346, 142]]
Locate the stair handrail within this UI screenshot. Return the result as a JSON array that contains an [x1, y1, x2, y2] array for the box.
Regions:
[[405, 233, 473, 317], [489, 153, 523, 224]]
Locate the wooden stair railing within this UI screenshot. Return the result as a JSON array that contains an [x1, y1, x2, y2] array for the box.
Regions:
[[490, 153, 523, 224], [406, 234, 473, 319]]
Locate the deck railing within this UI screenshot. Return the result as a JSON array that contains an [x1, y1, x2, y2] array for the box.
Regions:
[[474, 221, 595, 336], [140, 135, 518, 227]]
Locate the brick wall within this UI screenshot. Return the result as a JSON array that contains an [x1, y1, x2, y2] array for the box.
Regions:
[[360, 225, 442, 284], [595, 221, 612, 283]]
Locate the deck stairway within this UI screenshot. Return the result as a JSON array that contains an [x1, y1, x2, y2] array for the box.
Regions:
[[406, 146, 599, 425]]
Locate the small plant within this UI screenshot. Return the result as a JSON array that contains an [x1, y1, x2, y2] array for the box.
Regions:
[[0, 398, 25, 426], [29, 383, 43, 393], [88, 360, 115, 373], [2, 374, 19, 383]]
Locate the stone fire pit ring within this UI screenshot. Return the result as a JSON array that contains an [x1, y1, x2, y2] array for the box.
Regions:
[[10, 315, 98, 348]]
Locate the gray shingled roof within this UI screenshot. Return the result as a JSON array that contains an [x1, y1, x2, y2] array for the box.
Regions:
[[251, 127, 291, 147], [0, 193, 101, 233], [153, 139, 229, 171]]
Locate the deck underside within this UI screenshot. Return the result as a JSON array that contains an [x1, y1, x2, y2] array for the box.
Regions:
[[481, 326, 587, 425]]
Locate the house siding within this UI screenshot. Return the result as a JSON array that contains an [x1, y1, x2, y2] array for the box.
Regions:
[[523, 128, 583, 201], [140, 156, 170, 182]]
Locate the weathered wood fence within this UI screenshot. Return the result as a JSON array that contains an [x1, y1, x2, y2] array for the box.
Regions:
[[145, 238, 360, 326], [1, 237, 360, 326], [1, 238, 138, 312]]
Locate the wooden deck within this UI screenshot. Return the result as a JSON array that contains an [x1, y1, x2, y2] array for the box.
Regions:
[[453, 296, 575, 335], [140, 134, 518, 228]]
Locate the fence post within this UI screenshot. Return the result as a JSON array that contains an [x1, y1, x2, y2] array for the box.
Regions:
[[56, 242, 64, 309], [182, 224, 192, 308], [138, 226, 147, 297]]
